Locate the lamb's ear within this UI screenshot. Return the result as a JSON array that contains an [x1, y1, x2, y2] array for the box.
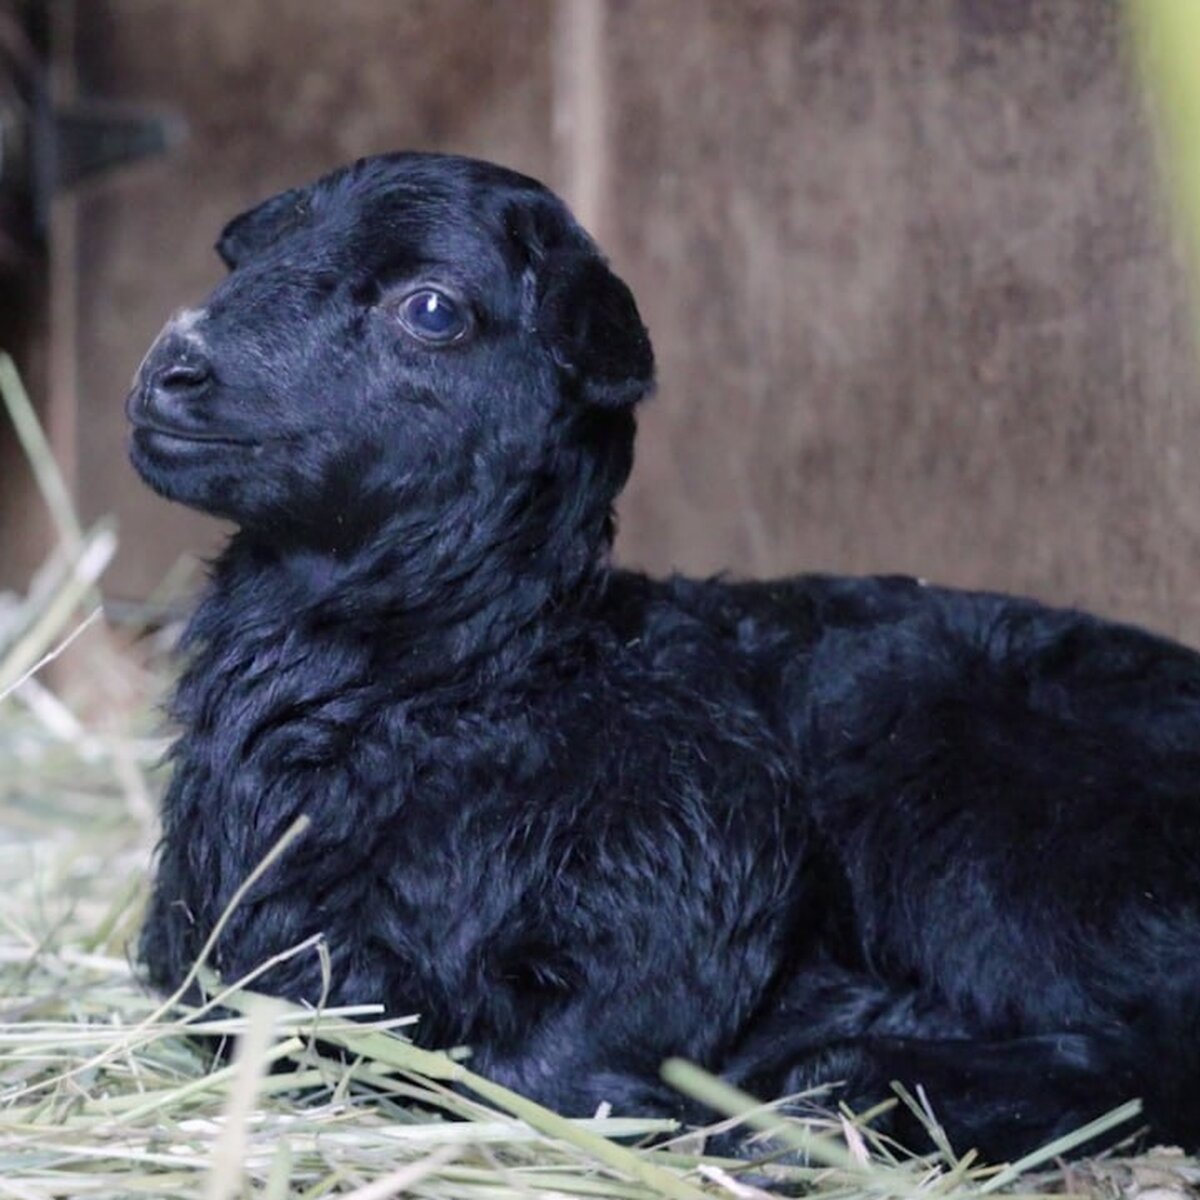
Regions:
[[536, 248, 655, 409], [215, 187, 309, 269]]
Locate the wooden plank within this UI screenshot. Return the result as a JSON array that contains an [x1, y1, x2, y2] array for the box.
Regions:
[[552, 0, 609, 233], [603, 0, 1200, 640]]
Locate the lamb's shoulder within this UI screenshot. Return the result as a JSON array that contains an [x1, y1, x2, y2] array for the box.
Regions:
[[153, 572, 811, 1021]]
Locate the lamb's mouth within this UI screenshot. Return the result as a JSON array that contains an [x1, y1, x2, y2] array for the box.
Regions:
[[130, 420, 258, 448]]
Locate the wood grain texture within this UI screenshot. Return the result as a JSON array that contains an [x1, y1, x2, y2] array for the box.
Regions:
[[606, 0, 1200, 640]]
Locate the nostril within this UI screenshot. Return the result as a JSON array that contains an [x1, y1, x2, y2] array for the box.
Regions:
[[156, 361, 212, 393]]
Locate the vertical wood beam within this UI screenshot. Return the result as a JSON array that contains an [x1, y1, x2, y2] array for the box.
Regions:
[[552, 0, 610, 239]]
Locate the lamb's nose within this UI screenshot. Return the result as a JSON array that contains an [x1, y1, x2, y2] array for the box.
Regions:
[[129, 347, 215, 428]]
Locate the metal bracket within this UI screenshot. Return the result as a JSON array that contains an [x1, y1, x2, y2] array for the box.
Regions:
[[1, 3, 183, 267]]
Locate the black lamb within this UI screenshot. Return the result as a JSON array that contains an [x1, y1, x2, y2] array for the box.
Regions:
[[128, 151, 1200, 1160]]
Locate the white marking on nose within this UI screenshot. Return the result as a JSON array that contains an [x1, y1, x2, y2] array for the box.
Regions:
[[168, 306, 208, 349], [131, 306, 210, 389]]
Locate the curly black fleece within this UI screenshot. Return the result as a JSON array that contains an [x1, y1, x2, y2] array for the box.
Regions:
[[129, 152, 1200, 1160]]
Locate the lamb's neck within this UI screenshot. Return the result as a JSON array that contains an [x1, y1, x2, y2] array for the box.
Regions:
[[188, 490, 611, 698]]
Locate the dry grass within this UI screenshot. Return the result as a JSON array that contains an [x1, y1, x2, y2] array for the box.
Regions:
[[0, 343, 1196, 1200]]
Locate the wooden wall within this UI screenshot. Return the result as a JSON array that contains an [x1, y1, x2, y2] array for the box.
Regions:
[[605, 1, 1200, 639], [17, 0, 1200, 641]]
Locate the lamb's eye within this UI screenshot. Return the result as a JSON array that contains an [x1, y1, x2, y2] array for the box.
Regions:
[[395, 289, 468, 344]]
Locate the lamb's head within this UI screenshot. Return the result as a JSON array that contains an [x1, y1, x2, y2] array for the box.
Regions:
[[127, 152, 654, 557]]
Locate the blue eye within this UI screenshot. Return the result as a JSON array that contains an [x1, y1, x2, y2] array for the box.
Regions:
[[395, 288, 468, 344]]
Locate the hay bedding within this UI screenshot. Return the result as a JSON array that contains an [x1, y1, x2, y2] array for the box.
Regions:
[[0, 359, 1193, 1199]]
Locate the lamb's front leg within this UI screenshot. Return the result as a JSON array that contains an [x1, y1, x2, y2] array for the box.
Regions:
[[448, 902, 806, 1123]]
